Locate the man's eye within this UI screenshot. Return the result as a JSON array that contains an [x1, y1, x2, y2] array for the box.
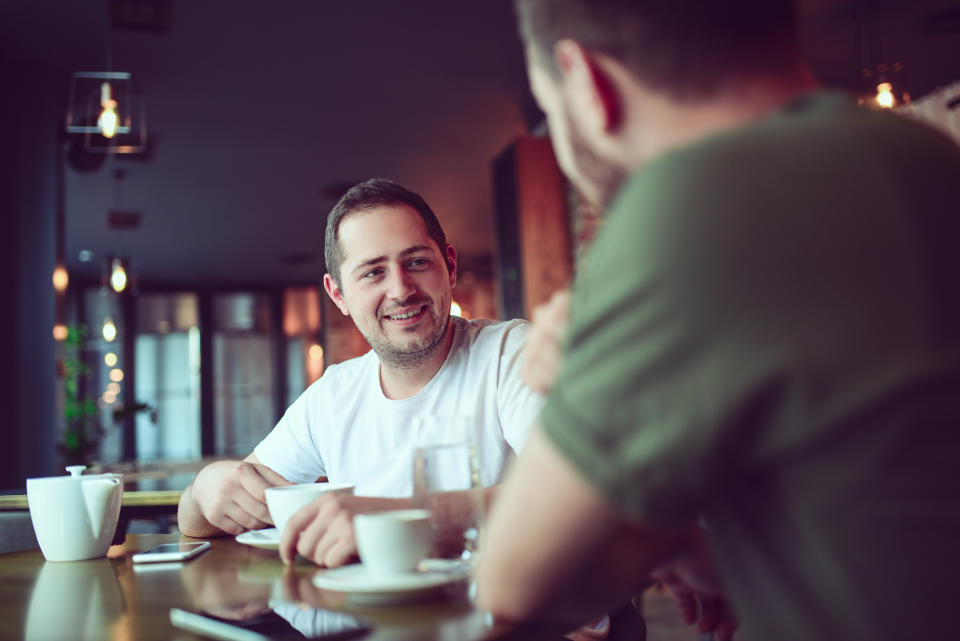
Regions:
[[408, 258, 429, 269], [362, 268, 384, 280]]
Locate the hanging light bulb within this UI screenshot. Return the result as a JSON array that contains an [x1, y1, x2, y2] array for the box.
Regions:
[[875, 82, 896, 109], [450, 301, 463, 317], [97, 82, 119, 139], [52, 324, 68, 341], [52, 265, 69, 293], [109, 258, 128, 293], [103, 316, 117, 342]]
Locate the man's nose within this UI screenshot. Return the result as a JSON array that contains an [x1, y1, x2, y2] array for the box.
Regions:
[[385, 268, 416, 300]]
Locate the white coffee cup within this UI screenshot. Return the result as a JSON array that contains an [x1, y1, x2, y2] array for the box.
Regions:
[[265, 482, 355, 534], [354, 509, 433, 576], [26, 466, 124, 562]]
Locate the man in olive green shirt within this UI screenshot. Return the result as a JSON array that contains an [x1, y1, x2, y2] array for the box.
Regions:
[[476, 2, 960, 640]]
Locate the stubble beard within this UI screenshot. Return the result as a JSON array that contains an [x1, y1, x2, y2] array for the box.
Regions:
[[367, 299, 451, 370]]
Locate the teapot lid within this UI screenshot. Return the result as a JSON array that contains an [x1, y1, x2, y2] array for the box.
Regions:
[[26, 466, 121, 485]]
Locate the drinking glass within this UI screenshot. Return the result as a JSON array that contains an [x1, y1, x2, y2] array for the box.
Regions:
[[411, 416, 483, 563]]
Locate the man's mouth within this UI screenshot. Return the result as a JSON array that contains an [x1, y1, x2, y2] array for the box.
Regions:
[[384, 305, 427, 321]]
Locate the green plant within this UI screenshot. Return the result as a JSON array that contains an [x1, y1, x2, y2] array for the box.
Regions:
[[58, 324, 156, 465], [59, 325, 100, 464]]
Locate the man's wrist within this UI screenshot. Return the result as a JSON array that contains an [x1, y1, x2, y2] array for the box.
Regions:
[[177, 481, 219, 538]]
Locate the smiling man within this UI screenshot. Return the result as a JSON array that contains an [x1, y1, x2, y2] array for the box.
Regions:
[[177, 179, 541, 567]]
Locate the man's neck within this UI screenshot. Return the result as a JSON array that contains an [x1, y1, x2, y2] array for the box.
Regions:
[[622, 68, 819, 172], [378, 320, 456, 400]]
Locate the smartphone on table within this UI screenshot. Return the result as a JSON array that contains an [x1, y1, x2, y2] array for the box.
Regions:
[[132, 541, 211, 563]]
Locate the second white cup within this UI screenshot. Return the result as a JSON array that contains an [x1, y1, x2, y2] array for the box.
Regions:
[[265, 482, 355, 535], [354, 509, 433, 577]]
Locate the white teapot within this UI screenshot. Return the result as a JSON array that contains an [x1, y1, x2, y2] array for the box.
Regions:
[[26, 466, 124, 562]]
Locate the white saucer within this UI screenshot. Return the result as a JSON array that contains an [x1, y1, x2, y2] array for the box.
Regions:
[[235, 528, 281, 550], [312, 560, 471, 604]]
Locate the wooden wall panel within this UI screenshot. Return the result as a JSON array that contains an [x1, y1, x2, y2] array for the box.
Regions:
[[493, 136, 573, 320]]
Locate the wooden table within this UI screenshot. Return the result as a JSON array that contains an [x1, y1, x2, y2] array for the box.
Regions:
[[0, 533, 570, 641]]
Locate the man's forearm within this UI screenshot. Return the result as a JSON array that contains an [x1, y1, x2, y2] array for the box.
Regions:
[[475, 428, 692, 624]]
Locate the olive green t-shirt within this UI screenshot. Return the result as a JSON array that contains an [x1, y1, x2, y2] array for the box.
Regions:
[[541, 93, 960, 640]]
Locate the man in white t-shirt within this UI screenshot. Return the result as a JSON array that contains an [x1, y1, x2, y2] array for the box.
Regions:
[[177, 178, 541, 568]]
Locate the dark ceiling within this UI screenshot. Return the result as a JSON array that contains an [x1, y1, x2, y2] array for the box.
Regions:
[[4, 0, 959, 288]]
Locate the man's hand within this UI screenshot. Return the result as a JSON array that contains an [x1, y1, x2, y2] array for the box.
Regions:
[[279, 494, 408, 567], [179, 459, 291, 537], [650, 540, 738, 641], [523, 289, 571, 394]]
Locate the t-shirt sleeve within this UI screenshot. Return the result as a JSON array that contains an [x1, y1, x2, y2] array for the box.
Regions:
[[540, 155, 787, 524], [495, 321, 545, 454], [253, 383, 327, 484]]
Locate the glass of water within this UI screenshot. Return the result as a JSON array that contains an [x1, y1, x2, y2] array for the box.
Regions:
[[411, 416, 483, 563]]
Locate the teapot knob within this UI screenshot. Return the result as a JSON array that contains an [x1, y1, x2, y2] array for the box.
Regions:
[[65, 465, 86, 477]]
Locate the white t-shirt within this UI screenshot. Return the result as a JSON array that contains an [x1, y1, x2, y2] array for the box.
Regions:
[[253, 317, 541, 497]]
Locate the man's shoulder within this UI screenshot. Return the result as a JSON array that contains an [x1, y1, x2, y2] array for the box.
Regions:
[[613, 90, 959, 234], [439, 317, 530, 377], [663, 91, 956, 178], [455, 317, 530, 352]]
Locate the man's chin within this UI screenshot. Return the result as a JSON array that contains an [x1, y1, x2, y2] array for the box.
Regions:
[[374, 342, 437, 369], [373, 322, 450, 367]]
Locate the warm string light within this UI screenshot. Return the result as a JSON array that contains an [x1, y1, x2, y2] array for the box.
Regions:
[[875, 82, 895, 109], [306, 342, 325, 382], [52, 266, 68, 342], [102, 316, 117, 342], [109, 258, 128, 293], [52, 324, 68, 341], [52, 265, 69, 292], [105, 354, 122, 404], [861, 61, 906, 110]]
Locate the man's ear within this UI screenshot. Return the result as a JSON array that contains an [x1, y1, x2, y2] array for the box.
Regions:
[[554, 39, 622, 135], [445, 245, 458, 288], [322, 273, 351, 316]]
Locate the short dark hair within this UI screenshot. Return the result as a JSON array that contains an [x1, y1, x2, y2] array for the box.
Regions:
[[515, 0, 801, 101], [324, 178, 448, 287]]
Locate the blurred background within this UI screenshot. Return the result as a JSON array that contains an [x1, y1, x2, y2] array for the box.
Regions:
[[1, 0, 958, 487]]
